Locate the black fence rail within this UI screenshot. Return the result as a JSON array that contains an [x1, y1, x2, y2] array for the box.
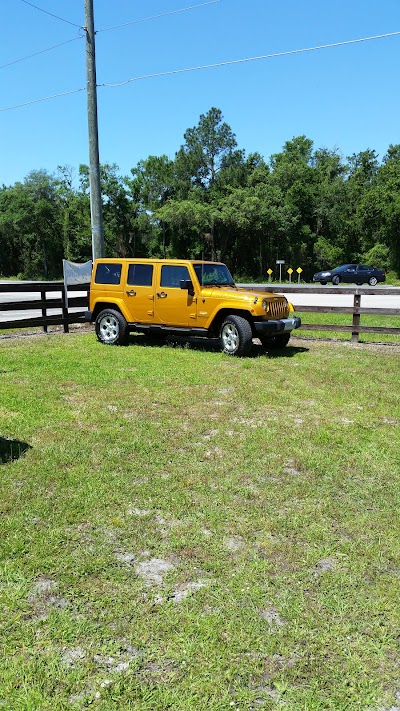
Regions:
[[0, 281, 90, 333], [243, 284, 400, 343]]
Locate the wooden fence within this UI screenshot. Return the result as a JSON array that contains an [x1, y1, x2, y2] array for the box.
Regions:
[[244, 284, 400, 343], [0, 282, 89, 333], [1, 282, 399, 344]]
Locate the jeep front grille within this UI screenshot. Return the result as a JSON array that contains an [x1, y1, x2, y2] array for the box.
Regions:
[[268, 298, 287, 319]]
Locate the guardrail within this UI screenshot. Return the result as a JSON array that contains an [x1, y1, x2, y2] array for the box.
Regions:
[[243, 284, 400, 343], [1, 282, 399, 344], [0, 282, 89, 333]]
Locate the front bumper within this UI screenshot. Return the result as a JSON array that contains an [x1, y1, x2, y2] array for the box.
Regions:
[[254, 316, 301, 335]]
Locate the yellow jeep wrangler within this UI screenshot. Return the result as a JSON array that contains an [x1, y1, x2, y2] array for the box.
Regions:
[[85, 259, 301, 356]]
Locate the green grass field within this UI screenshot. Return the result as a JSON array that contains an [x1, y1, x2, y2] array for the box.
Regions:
[[1, 332, 400, 710]]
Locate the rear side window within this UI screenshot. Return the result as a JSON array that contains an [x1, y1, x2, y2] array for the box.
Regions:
[[127, 263, 153, 286], [95, 263, 122, 285], [160, 265, 190, 288]]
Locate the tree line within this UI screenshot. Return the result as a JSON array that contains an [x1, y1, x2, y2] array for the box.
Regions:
[[1, 107, 399, 281]]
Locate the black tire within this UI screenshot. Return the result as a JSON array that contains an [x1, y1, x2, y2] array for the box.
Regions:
[[261, 332, 291, 350], [368, 276, 378, 286], [320, 281, 327, 285], [220, 315, 253, 356], [95, 309, 129, 345], [331, 275, 341, 285], [356, 282, 363, 286]]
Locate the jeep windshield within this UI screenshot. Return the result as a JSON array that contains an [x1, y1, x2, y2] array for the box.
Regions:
[[194, 263, 235, 287]]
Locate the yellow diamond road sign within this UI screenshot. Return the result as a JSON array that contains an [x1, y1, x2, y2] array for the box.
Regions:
[[296, 267, 303, 273], [287, 268, 293, 274], [267, 268, 273, 275]]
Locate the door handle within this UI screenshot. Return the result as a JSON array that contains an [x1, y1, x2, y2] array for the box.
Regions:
[[125, 290, 136, 296], [156, 292, 167, 299]]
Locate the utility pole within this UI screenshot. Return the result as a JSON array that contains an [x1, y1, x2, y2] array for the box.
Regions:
[[84, 0, 104, 259]]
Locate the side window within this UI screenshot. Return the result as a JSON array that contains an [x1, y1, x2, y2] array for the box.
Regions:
[[160, 265, 190, 288], [95, 263, 122, 285], [127, 263, 153, 286]]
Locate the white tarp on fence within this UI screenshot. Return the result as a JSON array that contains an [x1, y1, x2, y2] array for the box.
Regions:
[[63, 260, 92, 307]]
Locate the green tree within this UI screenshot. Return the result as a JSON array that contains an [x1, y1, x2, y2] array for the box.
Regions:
[[181, 107, 238, 189], [129, 155, 175, 257], [156, 199, 215, 259], [56, 165, 91, 263], [377, 145, 400, 271], [0, 170, 64, 278], [311, 148, 349, 268], [341, 149, 380, 261], [79, 163, 144, 258], [175, 108, 238, 259], [267, 137, 317, 275]]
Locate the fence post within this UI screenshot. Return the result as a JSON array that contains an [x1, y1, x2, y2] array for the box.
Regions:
[[351, 293, 361, 344], [62, 286, 69, 334], [40, 287, 48, 334]]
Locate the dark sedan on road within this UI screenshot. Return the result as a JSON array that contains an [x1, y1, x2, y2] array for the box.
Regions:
[[313, 264, 386, 286]]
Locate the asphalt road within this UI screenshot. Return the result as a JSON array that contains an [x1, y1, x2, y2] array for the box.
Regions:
[[1, 281, 399, 323]]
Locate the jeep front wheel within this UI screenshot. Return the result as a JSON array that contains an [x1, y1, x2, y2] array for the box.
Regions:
[[220, 315, 253, 356], [95, 309, 129, 345]]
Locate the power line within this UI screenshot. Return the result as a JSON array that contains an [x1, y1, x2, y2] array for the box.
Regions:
[[0, 87, 86, 112], [1, 30, 399, 113], [3, 1, 218, 73], [99, 31, 400, 88], [19, 0, 83, 29], [97, 0, 221, 34], [0, 35, 84, 70]]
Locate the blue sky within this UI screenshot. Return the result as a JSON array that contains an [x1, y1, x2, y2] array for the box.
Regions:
[[1, 0, 399, 186]]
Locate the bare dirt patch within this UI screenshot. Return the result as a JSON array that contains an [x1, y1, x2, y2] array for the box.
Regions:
[[28, 576, 70, 619], [260, 605, 286, 628], [314, 557, 337, 574], [135, 557, 176, 585]]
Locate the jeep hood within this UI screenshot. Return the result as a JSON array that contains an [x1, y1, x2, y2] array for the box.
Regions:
[[200, 286, 287, 303]]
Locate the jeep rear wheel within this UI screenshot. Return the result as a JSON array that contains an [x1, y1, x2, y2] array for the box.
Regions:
[[220, 315, 253, 356], [95, 309, 129, 345]]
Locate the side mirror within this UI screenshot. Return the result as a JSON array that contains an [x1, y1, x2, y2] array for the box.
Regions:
[[180, 279, 194, 295]]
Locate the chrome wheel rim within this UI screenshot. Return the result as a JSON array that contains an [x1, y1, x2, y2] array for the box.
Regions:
[[221, 322, 239, 353], [99, 314, 119, 343], [369, 277, 377, 286]]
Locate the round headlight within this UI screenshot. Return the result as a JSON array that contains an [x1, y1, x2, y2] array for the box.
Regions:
[[262, 299, 269, 312]]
